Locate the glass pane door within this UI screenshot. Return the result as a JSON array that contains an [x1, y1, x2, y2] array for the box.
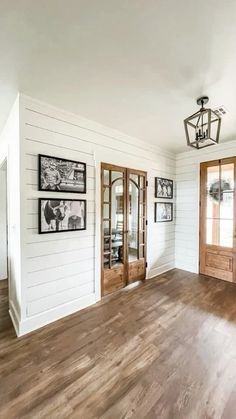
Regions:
[[200, 158, 236, 283], [206, 163, 234, 247], [101, 164, 126, 296], [101, 164, 147, 295], [128, 173, 146, 261], [128, 174, 139, 262], [127, 170, 147, 284]]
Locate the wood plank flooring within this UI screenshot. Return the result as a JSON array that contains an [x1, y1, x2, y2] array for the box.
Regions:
[[0, 279, 12, 333], [1, 269, 236, 418]]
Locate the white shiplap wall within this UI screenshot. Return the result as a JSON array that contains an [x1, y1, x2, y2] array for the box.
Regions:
[[17, 94, 176, 335], [0, 169, 7, 280], [175, 141, 236, 273]]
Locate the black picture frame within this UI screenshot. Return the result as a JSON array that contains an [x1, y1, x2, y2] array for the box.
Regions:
[[155, 177, 173, 199], [38, 154, 86, 194], [154, 202, 173, 223], [38, 198, 87, 234]]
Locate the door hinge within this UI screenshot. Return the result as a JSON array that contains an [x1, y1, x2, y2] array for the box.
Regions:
[[145, 219, 148, 226], [146, 180, 148, 187], [145, 262, 148, 268]]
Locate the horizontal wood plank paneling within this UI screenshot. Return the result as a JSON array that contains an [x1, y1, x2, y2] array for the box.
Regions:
[[27, 282, 94, 316], [24, 108, 175, 165], [25, 186, 95, 201], [26, 259, 95, 286], [27, 270, 93, 301], [26, 248, 94, 272], [26, 236, 94, 257], [25, 141, 95, 165], [25, 226, 95, 244], [20, 94, 176, 332]]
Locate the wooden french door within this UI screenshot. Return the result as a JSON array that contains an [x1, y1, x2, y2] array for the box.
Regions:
[[101, 163, 147, 296], [200, 158, 236, 283]]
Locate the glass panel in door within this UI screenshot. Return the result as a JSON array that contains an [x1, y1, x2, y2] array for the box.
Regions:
[[128, 174, 139, 262], [102, 170, 124, 269], [111, 172, 124, 267], [206, 163, 234, 247], [128, 173, 146, 262], [127, 171, 147, 284]]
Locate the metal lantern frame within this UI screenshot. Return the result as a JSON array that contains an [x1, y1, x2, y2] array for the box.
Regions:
[[184, 96, 221, 150]]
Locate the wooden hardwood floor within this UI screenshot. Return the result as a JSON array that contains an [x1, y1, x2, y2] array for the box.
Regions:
[[0, 279, 12, 333], [1, 269, 236, 418]]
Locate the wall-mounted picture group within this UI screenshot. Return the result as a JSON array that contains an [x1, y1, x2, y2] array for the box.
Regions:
[[154, 177, 174, 222], [38, 154, 87, 234]]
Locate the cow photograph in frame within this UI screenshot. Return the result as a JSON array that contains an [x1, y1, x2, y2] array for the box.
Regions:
[[155, 177, 173, 199], [39, 154, 86, 193], [39, 198, 86, 234], [154, 202, 173, 223]]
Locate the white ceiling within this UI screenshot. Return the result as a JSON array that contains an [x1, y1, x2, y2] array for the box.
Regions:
[[0, 0, 236, 153]]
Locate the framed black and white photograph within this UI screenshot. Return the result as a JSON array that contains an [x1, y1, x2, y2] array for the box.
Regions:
[[155, 177, 173, 199], [39, 154, 86, 193], [154, 202, 173, 222], [39, 199, 86, 234]]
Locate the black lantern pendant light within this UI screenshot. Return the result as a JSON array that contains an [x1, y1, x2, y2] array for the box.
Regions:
[[184, 96, 221, 149]]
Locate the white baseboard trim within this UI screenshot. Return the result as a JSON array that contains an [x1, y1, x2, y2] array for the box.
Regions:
[[17, 293, 96, 337], [147, 262, 175, 279], [9, 300, 21, 336]]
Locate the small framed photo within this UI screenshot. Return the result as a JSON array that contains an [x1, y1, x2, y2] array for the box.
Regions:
[[155, 202, 173, 223], [39, 199, 86, 234], [155, 177, 173, 199], [39, 154, 86, 193]]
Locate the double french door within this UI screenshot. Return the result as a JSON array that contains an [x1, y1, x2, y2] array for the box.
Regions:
[[101, 163, 147, 296], [200, 158, 236, 282]]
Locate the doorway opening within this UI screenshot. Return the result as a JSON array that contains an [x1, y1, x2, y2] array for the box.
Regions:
[[0, 159, 10, 331], [200, 158, 236, 282], [0, 160, 7, 282], [101, 163, 147, 296]]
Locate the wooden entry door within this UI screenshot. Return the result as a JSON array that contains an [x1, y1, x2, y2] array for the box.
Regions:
[[101, 163, 147, 296], [200, 158, 236, 283]]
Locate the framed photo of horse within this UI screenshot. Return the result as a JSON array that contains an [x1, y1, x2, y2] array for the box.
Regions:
[[39, 199, 86, 234], [39, 154, 86, 193]]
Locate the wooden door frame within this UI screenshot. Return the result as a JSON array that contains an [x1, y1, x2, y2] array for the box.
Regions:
[[101, 163, 127, 297], [126, 167, 147, 284], [199, 157, 236, 282], [101, 163, 147, 296]]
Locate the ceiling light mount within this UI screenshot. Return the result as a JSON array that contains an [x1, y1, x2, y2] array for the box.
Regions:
[[196, 96, 209, 107], [184, 96, 221, 150]]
